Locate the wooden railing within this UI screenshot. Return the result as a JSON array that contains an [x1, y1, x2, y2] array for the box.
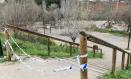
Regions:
[[5, 24, 131, 78], [6, 24, 102, 57], [79, 31, 131, 74], [6, 24, 131, 73]]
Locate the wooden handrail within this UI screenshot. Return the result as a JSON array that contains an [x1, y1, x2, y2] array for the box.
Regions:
[[6, 24, 102, 51], [80, 31, 131, 54], [79, 31, 131, 73]]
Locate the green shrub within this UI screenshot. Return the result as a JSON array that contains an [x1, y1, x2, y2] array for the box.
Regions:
[[94, 28, 128, 36], [102, 65, 131, 79]]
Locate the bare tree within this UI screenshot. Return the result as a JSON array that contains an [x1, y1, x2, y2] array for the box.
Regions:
[[2, 0, 41, 28], [0, 3, 5, 31], [103, 0, 113, 28], [60, 0, 80, 43], [111, 2, 131, 31], [41, 1, 62, 32]]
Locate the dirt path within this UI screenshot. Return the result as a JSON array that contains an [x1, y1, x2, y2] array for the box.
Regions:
[[0, 57, 109, 79]]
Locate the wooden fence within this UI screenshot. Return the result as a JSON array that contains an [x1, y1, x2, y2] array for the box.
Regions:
[[6, 24, 102, 57], [5, 24, 131, 79], [79, 31, 131, 75]]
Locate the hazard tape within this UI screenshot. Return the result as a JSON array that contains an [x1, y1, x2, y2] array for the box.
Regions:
[[79, 54, 88, 58], [77, 54, 88, 71]]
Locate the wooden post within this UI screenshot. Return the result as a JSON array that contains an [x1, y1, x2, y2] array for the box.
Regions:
[[13, 28, 17, 38], [69, 43, 72, 56], [112, 48, 116, 74], [127, 17, 131, 50], [5, 30, 11, 61], [80, 32, 87, 79], [127, 30, 131, 50], [126, 54, 130, 69], [93, 45, 98, 57], [100, 49, 103, 58], [93, 48, 96, 57], [121, 52, 125, 70], [47, 38, 50, 56], [44, 27, 46, 34], [130, 54, 131, 64], [50, 27, 51, 34], [0, 38, 3, 57]]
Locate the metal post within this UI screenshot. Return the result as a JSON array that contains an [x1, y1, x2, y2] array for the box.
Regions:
[[80, 32, 87, 79]]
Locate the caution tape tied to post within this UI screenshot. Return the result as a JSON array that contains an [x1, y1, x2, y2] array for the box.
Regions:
[[2, 40, 7, 47], [77, 54, 88, 71]]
